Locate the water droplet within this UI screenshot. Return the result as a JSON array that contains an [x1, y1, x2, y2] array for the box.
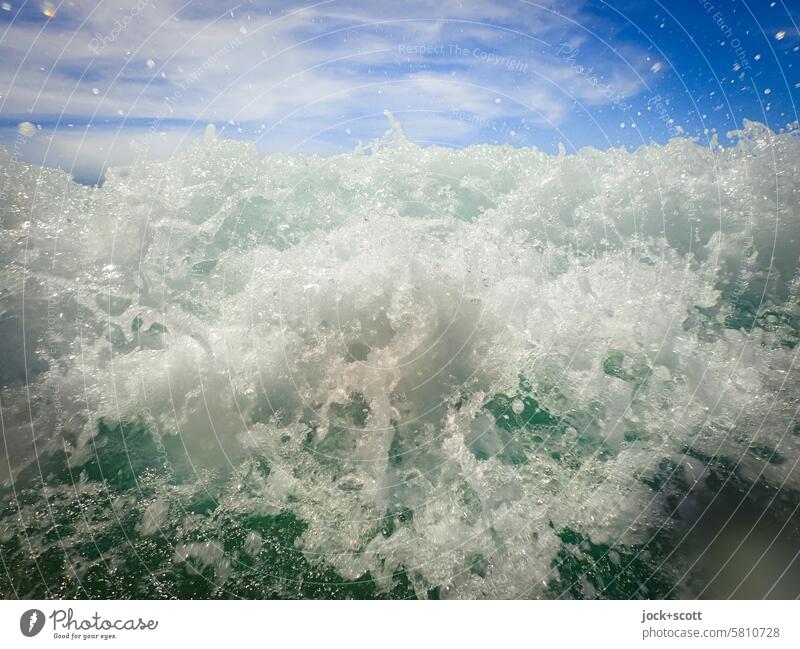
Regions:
[[17, 121, 36, 137]]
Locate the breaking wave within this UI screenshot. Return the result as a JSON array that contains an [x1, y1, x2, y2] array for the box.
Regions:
[[1, 117, 799, 598]]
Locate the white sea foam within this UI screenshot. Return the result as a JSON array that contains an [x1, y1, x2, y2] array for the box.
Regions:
[[1, 117, 799, 597]]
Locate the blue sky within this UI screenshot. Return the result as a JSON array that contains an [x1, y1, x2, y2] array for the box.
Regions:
[[0, 0, 798, 183]]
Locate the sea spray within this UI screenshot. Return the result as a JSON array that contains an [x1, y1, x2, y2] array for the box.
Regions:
[[1, 117, 799, 598]]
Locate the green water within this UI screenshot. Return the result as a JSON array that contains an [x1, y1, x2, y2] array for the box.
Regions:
[[3, 388, 798, 598]]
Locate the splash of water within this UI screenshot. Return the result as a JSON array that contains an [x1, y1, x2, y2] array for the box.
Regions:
[[1, 118, 799, 598]]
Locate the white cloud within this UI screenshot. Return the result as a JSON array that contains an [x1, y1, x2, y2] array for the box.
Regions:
[[0, 0, 652, 178]]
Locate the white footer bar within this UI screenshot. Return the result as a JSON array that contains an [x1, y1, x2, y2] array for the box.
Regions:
[[1, 600, 797, 648]]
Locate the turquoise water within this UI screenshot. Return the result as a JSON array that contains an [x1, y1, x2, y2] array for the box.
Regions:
[[1, 119, 799, 598]]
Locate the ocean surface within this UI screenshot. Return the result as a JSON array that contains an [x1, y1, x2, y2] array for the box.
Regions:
[[1, 118, 799, 599]]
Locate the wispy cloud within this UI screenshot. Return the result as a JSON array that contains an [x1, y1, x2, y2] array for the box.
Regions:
[[0, 0, 662, 179]]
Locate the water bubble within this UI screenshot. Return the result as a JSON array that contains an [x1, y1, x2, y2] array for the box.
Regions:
[[17, 121, 36, 137]]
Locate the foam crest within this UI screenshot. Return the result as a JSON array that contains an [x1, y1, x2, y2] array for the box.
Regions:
[[1, 120, 799, 598]]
